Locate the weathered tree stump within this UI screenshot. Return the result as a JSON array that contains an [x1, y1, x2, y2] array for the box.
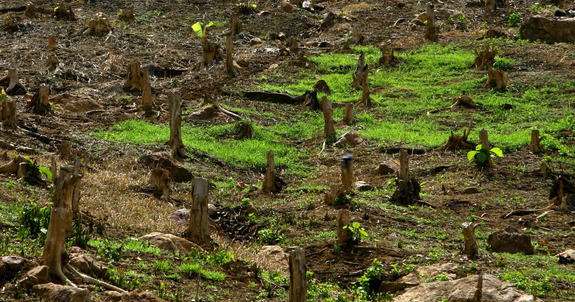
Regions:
[[341, 152, 353, 194], [540, 162, 548, 178], [343, 103, 354, 125], [313, 80, 330, 94], [462, 222, 478, 258], [479, 129, 495, 168], [58, 140, 73, 159], [229, 16, 242, 35], [43, 157, 82, 286], [263, 150, 278, 194], [168, 93, 185, 158], [424, 3, 439, 42], [437, 129, 473, 151], [337, 209, 352, 248], [140, 69, 153, 114], [46, 55, 60, 72], [46, 36, 57, 51], [119, 6, 134, 22], [550, 177, 575, 208], [83, 12, 112, 36], [359, 75, 371, 107], [352, 52, 368, 89], [203, 29, 223, 66], [529, 130, 542, 153], [474, 44, 496, 71], [3, 13, 18, 32], [280, 37, 299, 56], [234, 120, 255, 139], [351, 22, 365, 45], [390, 149, 421, 205], [0, 155, 27, 175], [1, 97, 18, 129], [186, 177, 210, 244], [324, 186, 342, 205], [123, 62, 143, 91], [52, 4, 75, 21], [303, 91, 321, 111], [25, 3, 37, 18], [225, 36, 235, 76], [26, 85, 52, 115], [485, 0, 496, 13], [0, 69, 27, 95], [486, 67, 507, 89], [322, 97, 336, 142], [288, 248, 307, 302], [149, 164, 170, 200], [379, 47, 395, 65]]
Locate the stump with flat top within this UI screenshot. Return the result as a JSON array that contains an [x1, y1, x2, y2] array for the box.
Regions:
[[288, 248, 307, 302], [424, 3, 439, 42], [322, 97, 336, 142], [390, 149, 421, 205], [462, 222, 479, 258], [168, 93, 185, 158], [0, 69, 26, 95], [26, 85, 52, 115], [186, 177, 210, 244], [337, 209, 352, 248], [123, 62, 143, 91]]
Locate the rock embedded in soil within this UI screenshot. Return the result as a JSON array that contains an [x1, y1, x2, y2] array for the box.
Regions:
[[487, 226, 535, 255], [392, 274, 534, 302], [520, 16, 575, 44], [355, 181, 375, 192], [334, 130, 363, 147], [462, 187, 480, 194], [122, 289, 166, 302], [258, 245, 289, 272], [138, 152, 193, 182], [376, 159, 400, 175], [32, 283, 92, 302], [140, 232, 203, 253], [2, 255, 25, 271], [19, 265, 50, 290], [556, 249, 575, 264]]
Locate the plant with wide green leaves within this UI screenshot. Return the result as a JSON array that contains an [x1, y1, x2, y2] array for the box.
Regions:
[[467, 144, 503, 166], [343, 222, 369, 243]]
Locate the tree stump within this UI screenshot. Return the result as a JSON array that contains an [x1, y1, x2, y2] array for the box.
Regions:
[[437, 129, 473, 151], [474, 44, 496, 71], [83, 12, 112, 36], [168, 93, 185, 158], [462, 222, 478, 258], [58, 140, 73, 160], [46, 55, 60, 72], [229, 16, 242, 35], [234, 120, 255, 139], [485, 0, 496, 13], [119, 7, 134, 22], [324, 186, 342, 205], [123, 62, 143, 91], [149, 164, 170, 200], [225, 36, 235, 76], [529, 130, 541, 153], [352, 52, 368, 89], [0, 69, 27, 95], [263, 150, 278, 194], [288, 248, 307, 302], [424, 3, 439, 42], [280, 37, 299, 56], [186, 177, 210, 244], [26, 85, 52, 115], [322, 97, 336, 142], [379, 47, 395, 65], [0, 155, 27, 175], [140, 69, 153, 114], [486, 67, 507, 89], [341, 152, 353, 194], [337, 209, 352, 248], [390, 149, 421, 205], [203, 29, 223, 66], [479, 129, 495, 168], [350, 22, 365, 45], [313, 80, 330, 94], [1, 97, 18, 129], [25, 3, 37, 18], [46, 36, 57, 51], [52, 4, 75, 21], [359, 75, 371, 107], [550, 177, 575, 207], [3, 13, 18, 32], [43, 157, 82, 286], [343, 103, 354, 125]]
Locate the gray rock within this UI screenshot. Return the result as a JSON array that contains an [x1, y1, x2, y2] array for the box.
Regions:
[[487, 226, 534, 255]]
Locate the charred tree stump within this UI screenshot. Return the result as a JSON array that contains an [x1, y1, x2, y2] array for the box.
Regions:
[[479, 129, 495, 168], [140, 69, 153, 114], [119, 7, 134, 22], [122, 62, 143, 91], [1, 97, 18, 129], [203, 29, 223, 66], [149, 164, 170, 200], [225, 36, 235, 76], [26, 85, 52, 115], [474, 44, 496, 71], [379, 47, 395, 65], [0, 69, 26, 95], [186, 177, 210, 244], [337, 209, 352, 248], [390, 149, 421, 205], [83, 12, 112, 36], [343, 103, 354, 125], [46, 36, 57, 51], [486, 67, 507, 89], [462, 222, 478, 258], [485, 0, 496, 13], [341, 152, 353, 194], [229, 16, 242, 35], [43, 157, 81, 286], [352, 53, 368, 89], [322, 97, 336, 142], [262, 150, 279, 194], [168, 93, 185, 158], [52, 4, 75, 21], [46, 55, 59, 72], [288, 248, 307, 302], [0, 155, 27, 175], [437, 129, 473, 151], [529, 130, 542, 153], [424, 3, 439, 42]]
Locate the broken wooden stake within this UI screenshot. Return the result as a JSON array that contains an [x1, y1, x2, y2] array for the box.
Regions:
[[263, 150, 277, 194], [337, 209, 353, 248], [288, 248, 307, 302], [123, 62, 143, 91], [168, 93, 185, 158], [46, 36, 57, 51], [225, 35, 235, 76], [229, 16, 242, 35], [322, 96, 336, 142], [352, 52, 368, 89], [0, 69, 27, 95], [140, 69, 153, 114], [149, 164, 170, 200], [26, 85, 52, 115], [486, 67, 508, 89], [84, 12, 111, 36], [462, 222, 479, 258], [529, 130, 541, 153], [341, 152, 353, 193], [186, 177, 210, 244], [474, 44, 496, 71], [390, 149, 421, 205], [424, 3, 439, 42], [343, 103, 354, 125], [1, 96, 18, 129]]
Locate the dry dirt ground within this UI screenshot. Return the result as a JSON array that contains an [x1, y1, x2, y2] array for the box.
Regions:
[[1, 0, 575, 301]]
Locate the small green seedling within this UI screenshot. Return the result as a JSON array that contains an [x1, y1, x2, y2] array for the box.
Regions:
[[191, 21, 214, 38], [0, 88, 7, 101], [343, 222, 369, 243], [467, 144, 503, 166]]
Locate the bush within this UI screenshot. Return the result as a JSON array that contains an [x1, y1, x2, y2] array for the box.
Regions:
[[508, 13, 520, 27], [257, 229, 286, 245], [18, 202, 51, 240]]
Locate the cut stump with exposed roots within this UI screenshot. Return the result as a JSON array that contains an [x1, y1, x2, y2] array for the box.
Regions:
[[0, 69, 26, 95]]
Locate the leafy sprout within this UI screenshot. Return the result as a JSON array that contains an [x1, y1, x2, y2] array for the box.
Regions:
[[467, 144, 503, 166], [191, 21, 214, 38]]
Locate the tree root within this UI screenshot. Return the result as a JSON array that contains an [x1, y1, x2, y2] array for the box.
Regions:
[[65, 264, 128, 294]]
